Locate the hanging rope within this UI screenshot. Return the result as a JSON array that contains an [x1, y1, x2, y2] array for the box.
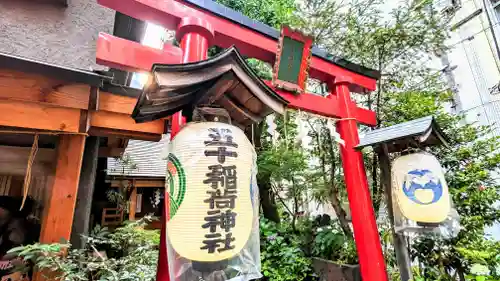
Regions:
[[0, 129, 86, 210], [20, 134, 39, 211]]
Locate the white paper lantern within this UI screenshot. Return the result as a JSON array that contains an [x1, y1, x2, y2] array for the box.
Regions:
[[165, 122, 255, 262], [392, 152, 450, 223]]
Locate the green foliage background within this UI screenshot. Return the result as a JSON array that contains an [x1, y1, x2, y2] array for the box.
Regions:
[[215, 0, 500, 280]]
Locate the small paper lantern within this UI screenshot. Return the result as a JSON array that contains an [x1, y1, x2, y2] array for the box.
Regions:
[[166, 122, 255, 262], [392, 152, 450, 223]]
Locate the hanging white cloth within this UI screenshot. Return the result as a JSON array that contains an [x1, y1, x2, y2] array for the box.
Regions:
[[295, 111, 308, 146], [327, 118, 345, 146], [266, 114, 279, 145]]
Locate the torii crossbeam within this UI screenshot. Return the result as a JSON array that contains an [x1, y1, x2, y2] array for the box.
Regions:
[[94, 1, 388, 281]]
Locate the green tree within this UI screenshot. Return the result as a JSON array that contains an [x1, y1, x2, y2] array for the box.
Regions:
[[298, 0, 452, 221], [298, 0, 500, 278], [258, 111, 311, 229], [10, 218, 160, 281], [215, 0, 300, 223], [216, 0, 500, 279]]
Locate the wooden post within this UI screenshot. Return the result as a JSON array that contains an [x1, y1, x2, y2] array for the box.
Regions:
[[129, 184, 137, 221], [378, 144, 413, 281], [70, 136, 99, 249], [39, 135, 86, 243]]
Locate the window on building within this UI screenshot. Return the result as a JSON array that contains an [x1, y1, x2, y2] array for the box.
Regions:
[[437, 0, 462, 13], [493, 0, 500, 21]]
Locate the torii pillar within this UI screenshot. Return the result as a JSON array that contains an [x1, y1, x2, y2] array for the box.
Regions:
[[335, 79, 386, 280], [94, 1, 388, 281], [156, 17, 215, 281]]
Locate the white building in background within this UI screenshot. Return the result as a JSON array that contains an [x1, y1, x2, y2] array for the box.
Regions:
[[436, 0, 500, 238], [438, 0, 500, 134]]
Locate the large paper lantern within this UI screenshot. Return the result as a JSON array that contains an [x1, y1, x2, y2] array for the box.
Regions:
[[166, 122, 255, 262], [392, 152, 450, 223]]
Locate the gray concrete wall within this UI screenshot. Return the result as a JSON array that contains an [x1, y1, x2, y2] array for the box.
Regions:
[[0, 0, 114, 70]]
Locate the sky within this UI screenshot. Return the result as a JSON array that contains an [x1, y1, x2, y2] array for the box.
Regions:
[[130, 23, 166, 89]]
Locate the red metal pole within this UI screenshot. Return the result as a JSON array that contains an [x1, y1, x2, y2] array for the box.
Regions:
[[156, 17, 214, 281], [334, 80, 388, 281]]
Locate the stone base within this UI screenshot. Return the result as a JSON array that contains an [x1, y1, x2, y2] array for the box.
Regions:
[[312, 258, 361, 281]]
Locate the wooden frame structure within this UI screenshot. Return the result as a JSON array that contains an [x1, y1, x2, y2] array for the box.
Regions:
[[0, 52, 170, 281]]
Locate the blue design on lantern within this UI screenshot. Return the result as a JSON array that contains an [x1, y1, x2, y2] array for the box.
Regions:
[[402, 169, 443, 205]]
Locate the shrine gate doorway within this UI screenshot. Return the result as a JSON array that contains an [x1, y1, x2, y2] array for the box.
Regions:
[[94, 1, 388, 281]]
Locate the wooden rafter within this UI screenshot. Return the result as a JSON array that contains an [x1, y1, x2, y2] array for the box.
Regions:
[[0, 68, 167, 138]]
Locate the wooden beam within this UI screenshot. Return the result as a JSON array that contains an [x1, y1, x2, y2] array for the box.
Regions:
[[0, 100, 82, 132], [89, 127, 162, 141], [99, 91, 138, 114], [89, 87, 100, 111], [39, 134, 86, 243], [220, 94, 261, 123], [90, 111, 165, 135], [0, 69, 90, 109], [79, 110, 91, 133], [111, 179, 165, 188], [129, 185, 137, 221]]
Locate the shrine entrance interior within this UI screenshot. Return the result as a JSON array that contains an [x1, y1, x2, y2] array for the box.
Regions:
[[0, 132, 56, 278]]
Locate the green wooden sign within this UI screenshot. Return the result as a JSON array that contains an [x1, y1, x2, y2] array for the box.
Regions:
[[277, 37, 305, 84], [273, 26, 313, 94]]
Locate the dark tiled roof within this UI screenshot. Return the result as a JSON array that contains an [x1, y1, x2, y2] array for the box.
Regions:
[[132, 46, 289, 127], [356, 116, 448, 152], [184, 0, 380, 79]]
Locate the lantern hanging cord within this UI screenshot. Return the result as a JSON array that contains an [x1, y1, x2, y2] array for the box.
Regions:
[[20, 134, 39, 211]]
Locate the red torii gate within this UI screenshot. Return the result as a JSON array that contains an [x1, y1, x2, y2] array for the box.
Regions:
[[94, 1, 388, 281]]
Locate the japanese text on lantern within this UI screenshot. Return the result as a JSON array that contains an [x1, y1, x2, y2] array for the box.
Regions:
[[201, 128, 239, 253]]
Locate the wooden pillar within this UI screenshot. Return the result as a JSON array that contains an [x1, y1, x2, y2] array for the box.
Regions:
[[129, 184, 137, 221], [39, 135, 86, 243], [378, 144, 413, 281], [70, 136, 99, 248]]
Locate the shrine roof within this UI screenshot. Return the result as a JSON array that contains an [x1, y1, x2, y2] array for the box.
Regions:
[[0, 51, 111, 87], [107, 136, 169, 178], [183, 0, 381, 80], [356, 116, 448, 153], [0, 51, 147, 99], [132, 46, 289, 128]]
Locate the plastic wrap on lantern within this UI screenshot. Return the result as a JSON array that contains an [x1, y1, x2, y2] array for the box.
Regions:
[[164, 122, 261, 281], [391, 152, 460, 237]]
